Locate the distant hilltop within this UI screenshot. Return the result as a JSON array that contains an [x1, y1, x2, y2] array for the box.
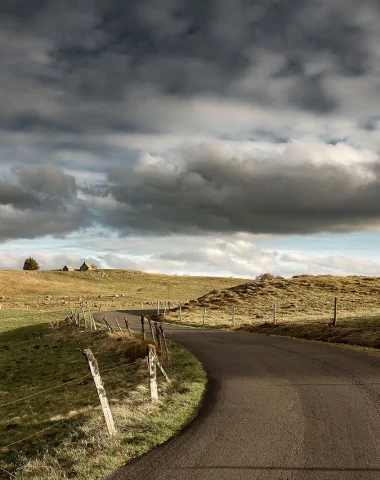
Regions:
[[62, 262, 97, 272]]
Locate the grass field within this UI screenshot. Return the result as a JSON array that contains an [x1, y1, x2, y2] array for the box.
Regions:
[[3, 270, 380, 477], [160, 275, 380, 349], [0, 270, 251, 311], [0, 309, 206, 480]]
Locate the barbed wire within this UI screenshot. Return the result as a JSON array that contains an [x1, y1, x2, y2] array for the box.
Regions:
[[0, 359, 139, 409], [0, 464, 15, 478], [0, 402, 100, 452]]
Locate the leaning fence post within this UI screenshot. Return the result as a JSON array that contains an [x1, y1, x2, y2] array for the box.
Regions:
[[124, 317, 132, 337], [141, 315, 146, 340], [273, 303, 277, 325], [103, 316, 114, 333], [114, 317, 123, 334], [147, 316, 156, 342], [154, 321, 161, 347], [159, 324, 170, 361], [147, 344, 158, 401], [332, 297, 337, 326], [83, 349, 116, 436], [91, 314, 97, 331]]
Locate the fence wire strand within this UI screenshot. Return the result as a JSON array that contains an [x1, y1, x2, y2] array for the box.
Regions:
[[0, 359, 139, 409], [0, 403, 100, 452]]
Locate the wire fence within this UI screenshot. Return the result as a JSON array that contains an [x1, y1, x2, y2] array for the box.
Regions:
[[1, 312, 171, 479]]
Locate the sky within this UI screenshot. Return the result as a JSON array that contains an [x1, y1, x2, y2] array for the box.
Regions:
[[1, 0, 380, 277]]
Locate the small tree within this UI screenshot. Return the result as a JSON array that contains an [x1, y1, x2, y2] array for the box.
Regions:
[[23, 257, 40, 270]]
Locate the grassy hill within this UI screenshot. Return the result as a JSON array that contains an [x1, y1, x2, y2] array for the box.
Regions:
[[0, 269, 252, 311], [164, 275, 380, 326]]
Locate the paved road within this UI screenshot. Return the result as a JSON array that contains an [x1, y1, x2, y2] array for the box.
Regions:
[[94, 310, 380, 480]]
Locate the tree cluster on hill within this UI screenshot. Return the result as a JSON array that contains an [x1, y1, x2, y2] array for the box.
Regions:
[[23, 257, 40, 270]]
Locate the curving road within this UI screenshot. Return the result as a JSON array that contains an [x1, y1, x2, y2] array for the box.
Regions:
[[94, 310, 380, 480]]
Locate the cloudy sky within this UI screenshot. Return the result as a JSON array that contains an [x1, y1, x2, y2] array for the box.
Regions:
[[1, 0, 380, 277]]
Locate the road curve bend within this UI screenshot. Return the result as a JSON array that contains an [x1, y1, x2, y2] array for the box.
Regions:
[[94, 310, 380, 480]]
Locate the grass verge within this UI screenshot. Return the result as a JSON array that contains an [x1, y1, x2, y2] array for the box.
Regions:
[[0, 310, 206, 479], [235, 316, 380, 351]]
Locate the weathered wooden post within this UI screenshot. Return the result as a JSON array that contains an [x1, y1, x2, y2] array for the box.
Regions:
[[124, 317, 132, 337], [232, 306, 236, 326], [157, 300, 160, 315], [203, 308, 206, 325], [147, 344, 158, 401], [154, 321, 161, 347], [179, 302, 182, 321], [273, 303, 277, 325], [332, 297, 338, 326], [103, 316, 114, 333], [91, 314, 97, 331], [83, 349, 116, 436], [159, 324, 170, 361], [114, 317, 123, 334], [147, 316, 156, 342], [141, 315, 146, 340]]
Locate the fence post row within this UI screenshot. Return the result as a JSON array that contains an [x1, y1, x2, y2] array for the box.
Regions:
[[83, 349, 116, 436]]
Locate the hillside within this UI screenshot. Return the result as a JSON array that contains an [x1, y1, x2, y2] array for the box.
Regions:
[[0, 269, 252, 310], [164, 275, 380, 326]]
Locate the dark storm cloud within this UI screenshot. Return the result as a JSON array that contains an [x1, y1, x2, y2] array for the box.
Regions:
[[1, 0, 380, 243], [0, 0, 378, 142], [0, 165, 92, 241], [89, 142, 380, 235]]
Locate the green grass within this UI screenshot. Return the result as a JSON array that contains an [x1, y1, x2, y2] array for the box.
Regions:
[[0, 310, 206, 479]]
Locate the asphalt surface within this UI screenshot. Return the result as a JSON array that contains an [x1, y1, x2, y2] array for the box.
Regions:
[[94, 310, 380, 480]]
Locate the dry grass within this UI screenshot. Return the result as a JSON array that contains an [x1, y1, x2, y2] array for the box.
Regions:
[[0, 311, 206, 480], [162, 275, 380, 326], [160, 275, 380, 350], [0, 270, 250, 311]]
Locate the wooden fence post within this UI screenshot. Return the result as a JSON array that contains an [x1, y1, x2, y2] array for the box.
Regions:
[[91, 314, 97, 331], [232, 307, 236, 326], [273, 303, 277, 325], [124, 317, 132, 337], [157, 300, 160, 315], [159, 324, 170, 361], [103, 316, 114, 333], [179, 302, 182, 321], [203, 308, 206, 325], [154, 321, 161, 347], [147, 344, 158, 401], [333, 297, 337, 326], [114, 317, 123, 334], [146, 316, 155, 342], [141, 315, 146, 340], [83, 349, 116, 436]]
